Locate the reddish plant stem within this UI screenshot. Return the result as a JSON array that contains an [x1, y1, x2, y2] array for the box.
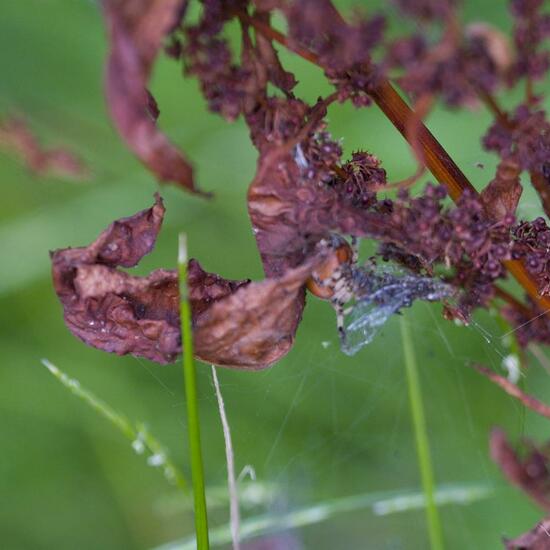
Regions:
[[494, 286, 532, 317], [530, 171, 550, 219], [366, 84, 550, 310], [476, 89, 513, 129], [368, 81, 476, 202], [241, 12, 318, 64], [242, 12, 550, 313], [473, 364, 550, 421], [491, 428, 550, 514], [526, 76, 535, 106]]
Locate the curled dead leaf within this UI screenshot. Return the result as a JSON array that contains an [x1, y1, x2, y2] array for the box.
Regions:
[[51, 195, 246, 364], [504, 518, 550, 550], [104, 0, 208, 195], [247, 99, 386, 277], [194, 258, 317, 369], [51, 196, 325, 369]]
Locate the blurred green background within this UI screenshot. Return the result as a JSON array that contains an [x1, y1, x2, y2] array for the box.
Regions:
[[2, 1, 550, 548]]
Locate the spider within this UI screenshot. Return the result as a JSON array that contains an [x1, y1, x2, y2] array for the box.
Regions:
[[306, 234, 360, 338]]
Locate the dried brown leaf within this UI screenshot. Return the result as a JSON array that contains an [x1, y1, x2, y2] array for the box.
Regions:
[[194, 258, 317, 370], [51, 196, 324, 368], [104, 0, 208, 195], [490, 428, 550, 513], [0, 116, 89, 180], [51, 195, 247, 364], [504, 517, 550, 549], [473, 364, 550, 421], [247, 99, 386, 277]]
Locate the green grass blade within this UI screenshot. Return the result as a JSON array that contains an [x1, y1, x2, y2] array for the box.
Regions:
[[152, 482, 493, 550], [178, 234, 210, 549], [40, 359, 187, 491], [400, 317, 445, 550]]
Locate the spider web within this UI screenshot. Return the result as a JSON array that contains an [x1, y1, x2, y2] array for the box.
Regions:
[[340, 263, 452, 356], [144, 280, 550, 549]]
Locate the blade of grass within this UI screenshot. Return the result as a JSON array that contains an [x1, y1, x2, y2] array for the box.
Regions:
[[40, 358, 187, 491], [152, 482, 493, 550], [400, 317, 444, 550], [178, 233, 210, 549]]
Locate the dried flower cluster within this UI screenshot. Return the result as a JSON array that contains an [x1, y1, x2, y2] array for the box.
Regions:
[[484, 105, 550, 175], [49, 0, 550, 366]]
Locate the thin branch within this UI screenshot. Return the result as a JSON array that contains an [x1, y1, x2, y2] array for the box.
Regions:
[[375, 93, 433, 191], [495, 286, 533, 317], [530, 170, 550, 219], [367, 80, 478, 200], [528, 343, 550, 376], [472, 363, 550, 421], [237, 11, 318, 64], [476, 89, 513, 129]]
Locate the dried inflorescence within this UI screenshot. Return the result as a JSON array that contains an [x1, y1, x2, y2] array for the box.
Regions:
[[392, 0, 457, 22], [376, 185, 514, 314], [388, 20, 513, 108], [49, 0, 550, 367], [509, 0, 550, 84], [484, 104, 550, 174], [512, 217, 550, 296], [285, 0, 385, 106], [180, 0, 256, 121]]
